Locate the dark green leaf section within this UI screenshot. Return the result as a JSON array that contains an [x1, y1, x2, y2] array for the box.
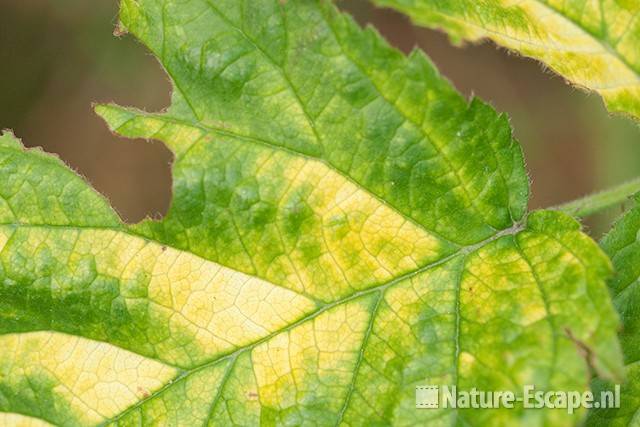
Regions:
[[589, 195, 640, 426]]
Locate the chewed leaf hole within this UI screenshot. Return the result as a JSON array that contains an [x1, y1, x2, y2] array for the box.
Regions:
[[95, 134, 173, 224]]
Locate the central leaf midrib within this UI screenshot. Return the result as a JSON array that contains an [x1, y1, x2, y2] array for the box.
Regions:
[[0, 217, 518, 425], [97, 222, 523, 425]]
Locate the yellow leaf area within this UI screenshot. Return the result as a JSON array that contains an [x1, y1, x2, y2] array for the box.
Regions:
[[375, 0, 640, 119], [0, 206, 622, 425], [0, 0, 626, 425]]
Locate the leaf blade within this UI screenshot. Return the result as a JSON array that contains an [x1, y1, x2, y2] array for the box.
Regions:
[[588, 195, 640, 426], [0, 0, 625, 425], [373, 0, 640, 120]]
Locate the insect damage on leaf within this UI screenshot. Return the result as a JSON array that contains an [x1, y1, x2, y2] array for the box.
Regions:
[[0, 1, 625, 426], [373, 0, 640, 121]]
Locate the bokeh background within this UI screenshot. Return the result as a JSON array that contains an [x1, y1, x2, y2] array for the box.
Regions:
[[2, 0, 640, 236]]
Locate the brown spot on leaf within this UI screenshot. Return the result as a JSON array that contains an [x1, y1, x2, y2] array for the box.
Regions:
[[137, 386, 151, 399], [564, 327, 598, 378]]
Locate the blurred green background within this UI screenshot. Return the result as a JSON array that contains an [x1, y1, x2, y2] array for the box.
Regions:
[[2, 1, 639, 236]]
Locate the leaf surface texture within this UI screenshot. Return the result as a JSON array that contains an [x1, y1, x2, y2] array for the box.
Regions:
[[0, 1, 624, 425], [374, 0, 640, 120]]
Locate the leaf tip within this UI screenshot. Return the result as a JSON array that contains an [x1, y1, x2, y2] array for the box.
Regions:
[[113, 22, 128, 37], [94, 103, 135, 134]]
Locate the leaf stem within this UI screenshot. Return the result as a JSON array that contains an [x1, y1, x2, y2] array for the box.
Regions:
[[554, 177, 640, 218]]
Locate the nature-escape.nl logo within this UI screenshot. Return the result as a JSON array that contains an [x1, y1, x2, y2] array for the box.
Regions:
[[416, 385, 621, 414]]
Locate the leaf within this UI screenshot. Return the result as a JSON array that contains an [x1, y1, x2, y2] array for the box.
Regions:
[[372, 0, 640, 121], [588, 195, 640, 426], [0, 1, 623, 425]]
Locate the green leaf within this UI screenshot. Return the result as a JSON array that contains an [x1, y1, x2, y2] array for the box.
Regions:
[[588, 195, 640, 426], [0, 1, 623, 425], [373, 0, 640, 120]]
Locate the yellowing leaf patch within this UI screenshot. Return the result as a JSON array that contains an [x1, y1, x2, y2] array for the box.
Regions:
[[374, 0, 640, 120], [0, 1, 625, 426]]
